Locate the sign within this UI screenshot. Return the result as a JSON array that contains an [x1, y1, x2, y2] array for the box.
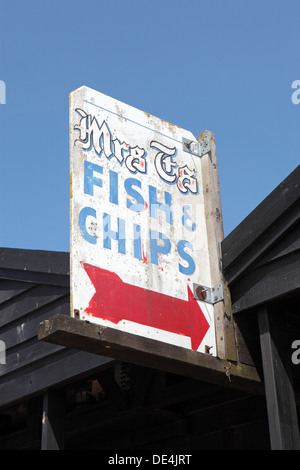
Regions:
[[70, 86, 217, 355]]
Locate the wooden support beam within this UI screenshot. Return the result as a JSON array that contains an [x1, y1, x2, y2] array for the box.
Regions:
[[38, 314, 263, 395], [199, 131, 236, 361], [41, 389, 65, 450], [258, 306, 300, 450]]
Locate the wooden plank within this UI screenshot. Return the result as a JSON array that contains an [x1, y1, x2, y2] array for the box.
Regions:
[[230, 252, 300, 313], [222, 165, 300, 275], [254, 220, 300, 267], [0, 342, 64, 379], [0, 349, 113, 408], [0, 284, 69, 327], [38, 314, 263, 394], [0, 268, 69, 286], [0, 295, 70, 349], [258, 306, 300, 450], [222, 203, 300, 286], [199, 131, 236, 361], [0, 248, 69, 275], [0, 279, 36, 303], [0, 287, 70, 382]]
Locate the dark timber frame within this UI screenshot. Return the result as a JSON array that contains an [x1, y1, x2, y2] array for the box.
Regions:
[[222, 165, 300, 450], [0, 165, 299, 450], [258, 307, 300, 449]]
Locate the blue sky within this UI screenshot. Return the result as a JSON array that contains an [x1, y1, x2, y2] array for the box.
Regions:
[[0, 0, 299, 252]]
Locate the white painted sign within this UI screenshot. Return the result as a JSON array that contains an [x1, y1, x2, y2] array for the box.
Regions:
[[70, 86, 216, 354]]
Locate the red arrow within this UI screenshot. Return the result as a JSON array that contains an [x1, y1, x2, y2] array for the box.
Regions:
[[82, 263, 210, 351]]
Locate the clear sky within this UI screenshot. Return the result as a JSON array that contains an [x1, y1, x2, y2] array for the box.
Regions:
[[0, 0, 299, 253]]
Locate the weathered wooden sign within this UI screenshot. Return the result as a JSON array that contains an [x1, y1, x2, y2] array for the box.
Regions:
[[70, 86, 221, 356]]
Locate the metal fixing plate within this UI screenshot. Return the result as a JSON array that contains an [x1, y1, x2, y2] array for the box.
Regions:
[[193, 283, 224, 304], [182, 136, 210, 157]]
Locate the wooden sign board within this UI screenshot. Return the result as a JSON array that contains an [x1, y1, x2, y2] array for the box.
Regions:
[[69, 86, 230, 359]]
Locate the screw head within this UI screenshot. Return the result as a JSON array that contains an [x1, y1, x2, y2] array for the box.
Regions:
[[195, 285, 207, 301]]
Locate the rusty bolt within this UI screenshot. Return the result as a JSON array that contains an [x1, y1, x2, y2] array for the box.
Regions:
[[195, 285, 207, 301], [74, 309, 80, 318]]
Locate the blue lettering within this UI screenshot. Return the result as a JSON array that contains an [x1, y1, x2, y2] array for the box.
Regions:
[[79, 206, 97, 244], [133, 224, 142, 260], [124, 177, 145, 212], [149, 185, 172, 224], [177, 240, 196, 275], [182, 205, 196, 231], [109, 170, 119, 205], [84, 161, 103, 196], [149, 230, 171, 265], [103, 213, 126, 254]]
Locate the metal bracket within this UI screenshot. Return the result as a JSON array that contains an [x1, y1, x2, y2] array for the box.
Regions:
[[193, 283, 224, 305], [182, 136, 210, 158]]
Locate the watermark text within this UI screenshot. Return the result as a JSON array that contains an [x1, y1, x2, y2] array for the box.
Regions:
[[291, 80, 300, 105], [0, 80, 6, 104], [0, 340, 6, 364], [291, 340, 300, 365]]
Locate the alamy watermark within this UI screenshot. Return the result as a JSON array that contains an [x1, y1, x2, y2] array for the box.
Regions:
[[291, 340, 300, 365], [0, 340, 6, 365], [0, 80, 6, 104], [291, 80, 300, 105]]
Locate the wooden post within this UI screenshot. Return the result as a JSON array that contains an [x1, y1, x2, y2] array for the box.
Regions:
[[41, 389, 65, 450], [258, 306, 300, 450], [199, 131, 236, 361]]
